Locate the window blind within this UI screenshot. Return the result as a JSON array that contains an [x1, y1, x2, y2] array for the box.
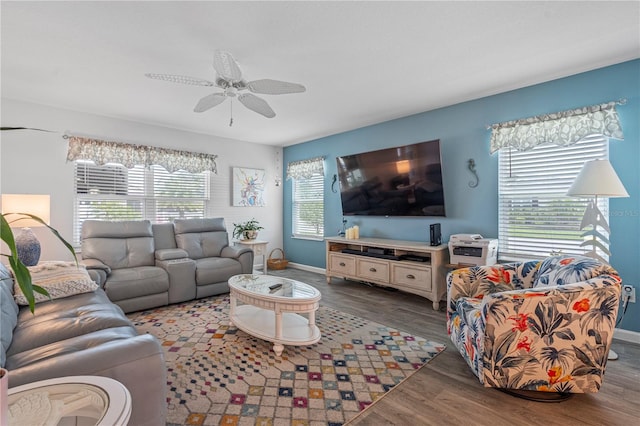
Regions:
[[498, 136, 608, 262], [74, 161, 209, 244], [292, 174, 324, 239]]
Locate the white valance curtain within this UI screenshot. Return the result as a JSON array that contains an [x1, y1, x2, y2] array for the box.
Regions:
[[489, 101, 624, 153], [286, 156, 325, 179], [66, 136, 218, 174]]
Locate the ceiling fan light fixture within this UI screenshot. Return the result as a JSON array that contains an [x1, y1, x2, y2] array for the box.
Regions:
[[147, 49, 305, 123]]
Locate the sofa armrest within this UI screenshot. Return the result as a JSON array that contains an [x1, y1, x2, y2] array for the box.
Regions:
[[447, 260, 541, 316], [155, 248, 189, 261], [156, 257, 196, 304], [221, 246, 254, 274], [81, 258, 111, 287], [479, 275, 621, 390], [221, 245, 251, 259]]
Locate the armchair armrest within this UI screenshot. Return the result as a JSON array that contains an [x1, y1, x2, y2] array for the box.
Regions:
[[447, 260, 541, 315], [155, 248, 189, 261], [479, 274, 621, 391], [81, 258, 111, 274]]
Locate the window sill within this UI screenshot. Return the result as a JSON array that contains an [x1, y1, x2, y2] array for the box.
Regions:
[[291, 235, 324, 242]]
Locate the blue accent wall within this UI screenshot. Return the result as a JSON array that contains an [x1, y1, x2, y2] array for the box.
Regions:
[[283, 59, 639, 332]]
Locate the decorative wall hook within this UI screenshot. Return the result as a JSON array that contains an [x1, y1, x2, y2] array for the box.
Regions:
[[468, 158, 479, 188], [331, 174, 338, 193]]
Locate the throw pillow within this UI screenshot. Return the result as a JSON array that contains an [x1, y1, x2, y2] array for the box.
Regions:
[[13, 261, 98, 305]]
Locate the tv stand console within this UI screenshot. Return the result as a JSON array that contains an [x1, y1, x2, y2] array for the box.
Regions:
[[325, 236, 449, 310]]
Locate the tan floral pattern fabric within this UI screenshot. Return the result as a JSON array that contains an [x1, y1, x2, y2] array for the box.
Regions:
[[66, 136, 218, 173], [447, 256, 621, 393]]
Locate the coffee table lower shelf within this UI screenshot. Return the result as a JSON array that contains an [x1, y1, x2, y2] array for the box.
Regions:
[[230, 305, 321, 356]]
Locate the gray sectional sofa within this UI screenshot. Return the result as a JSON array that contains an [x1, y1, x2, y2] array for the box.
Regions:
[[1, 217, 254, 425]]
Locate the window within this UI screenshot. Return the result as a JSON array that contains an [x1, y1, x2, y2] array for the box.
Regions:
[[74, 161, 210, 244], [292, 173, 324, 239], [498, 136, 608, 262]]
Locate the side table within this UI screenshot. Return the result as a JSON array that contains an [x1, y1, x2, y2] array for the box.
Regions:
[[235, 239, 269, 274], [7, 375, 131, 426]]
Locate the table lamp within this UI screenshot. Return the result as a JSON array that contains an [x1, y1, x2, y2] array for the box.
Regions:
[[566, 159, 628, 360], [1, 194, 51, 266]]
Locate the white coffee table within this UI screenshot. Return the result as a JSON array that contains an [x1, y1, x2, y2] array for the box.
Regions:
[[228, 274, 321, 356]]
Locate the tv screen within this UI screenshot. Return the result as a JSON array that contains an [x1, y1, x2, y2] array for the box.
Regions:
[[336, 139, 445, 217]]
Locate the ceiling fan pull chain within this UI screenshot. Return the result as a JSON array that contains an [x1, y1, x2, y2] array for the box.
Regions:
[[229, 98, 234, 127]]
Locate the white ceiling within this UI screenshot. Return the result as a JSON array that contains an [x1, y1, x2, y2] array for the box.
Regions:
[[2, 1, 639, 146]]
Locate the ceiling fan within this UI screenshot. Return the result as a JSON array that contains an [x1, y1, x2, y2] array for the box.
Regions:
[[145, 50, 306, 126]]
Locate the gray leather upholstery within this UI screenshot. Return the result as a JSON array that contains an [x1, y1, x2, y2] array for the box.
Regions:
[[173, 218, 254, 298], [1, 264, 19, 368], [4, 283, 166, 426], [81, 218, 253, 308], [81, 220, 170, 313]]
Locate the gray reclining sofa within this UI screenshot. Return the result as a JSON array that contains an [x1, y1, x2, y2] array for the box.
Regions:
[[81, 217, 254, 313], [1, 217, 254, 425]]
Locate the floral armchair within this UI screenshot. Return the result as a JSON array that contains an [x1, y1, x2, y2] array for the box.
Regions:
[[447, 255, 621, 393]]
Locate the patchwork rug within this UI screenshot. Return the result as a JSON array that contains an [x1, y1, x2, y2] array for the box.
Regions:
[[128, 295, 445, 426]]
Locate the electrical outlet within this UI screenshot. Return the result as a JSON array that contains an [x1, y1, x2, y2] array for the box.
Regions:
[[622, 285, 636, 303]]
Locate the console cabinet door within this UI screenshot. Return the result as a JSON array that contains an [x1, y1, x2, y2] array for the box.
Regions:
[[391, 263, 432, 291], [357, 258, 389, 283]]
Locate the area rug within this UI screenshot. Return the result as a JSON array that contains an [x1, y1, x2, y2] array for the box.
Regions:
[[128, 295, 445, 426]]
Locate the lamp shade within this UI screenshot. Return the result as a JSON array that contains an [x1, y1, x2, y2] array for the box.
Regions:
[[1, 194, 51, 227], [567, 159, 629, 198]]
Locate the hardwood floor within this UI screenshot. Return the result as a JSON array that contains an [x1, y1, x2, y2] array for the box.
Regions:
[[270, 267, 640, 426]]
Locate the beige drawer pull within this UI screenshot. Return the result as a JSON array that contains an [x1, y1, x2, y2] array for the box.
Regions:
[[406, 274, 415, 279], [369, 267, 377, 272], [339, 262, 346, 267]]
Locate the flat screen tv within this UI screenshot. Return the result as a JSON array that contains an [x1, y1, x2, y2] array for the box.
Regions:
[[336, 139, 445, 217]]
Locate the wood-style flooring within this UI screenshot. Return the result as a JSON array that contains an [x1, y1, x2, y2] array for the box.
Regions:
[[270, 267, 640, 426]]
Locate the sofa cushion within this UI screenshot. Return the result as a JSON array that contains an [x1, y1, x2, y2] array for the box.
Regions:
[[8, 288, 133, 355], [194, 257, 242, 286], [1, 263, 19, 368], [13, 261, 98, 305], [533, 255, 610, 287], [104, 266, 169, 302]]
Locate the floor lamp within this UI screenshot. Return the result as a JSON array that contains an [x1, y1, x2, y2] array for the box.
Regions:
[[567, 159, 629, 360]]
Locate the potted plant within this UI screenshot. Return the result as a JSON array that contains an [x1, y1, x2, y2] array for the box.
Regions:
[[232, 218, 263, 240], [1, 213, 77, 313]]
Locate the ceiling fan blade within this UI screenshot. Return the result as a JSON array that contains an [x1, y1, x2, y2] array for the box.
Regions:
[[247, 79, 306, 95], [238, 93, 276, 118], [213, 50, 243, 82], [145, 73, 215, 86], [194, 93, 227, 113]]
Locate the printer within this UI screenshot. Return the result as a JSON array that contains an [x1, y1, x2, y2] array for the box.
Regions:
[[449, 234, 498, 266]]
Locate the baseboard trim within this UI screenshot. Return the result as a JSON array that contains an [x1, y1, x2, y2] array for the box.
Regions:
[[288, 262, 325, 275], [614, 328, 640, 344]]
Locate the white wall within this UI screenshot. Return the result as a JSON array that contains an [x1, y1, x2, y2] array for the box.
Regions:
[[1, 98, 283, 261]]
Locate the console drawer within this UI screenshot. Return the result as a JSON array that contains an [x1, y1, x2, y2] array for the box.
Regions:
[[392, 263, 432, 291], [329, 254, 356, 276], [357, 258, 389, 283]]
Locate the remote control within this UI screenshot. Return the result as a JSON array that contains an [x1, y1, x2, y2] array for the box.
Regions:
[[269, 283, 282, 290]]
